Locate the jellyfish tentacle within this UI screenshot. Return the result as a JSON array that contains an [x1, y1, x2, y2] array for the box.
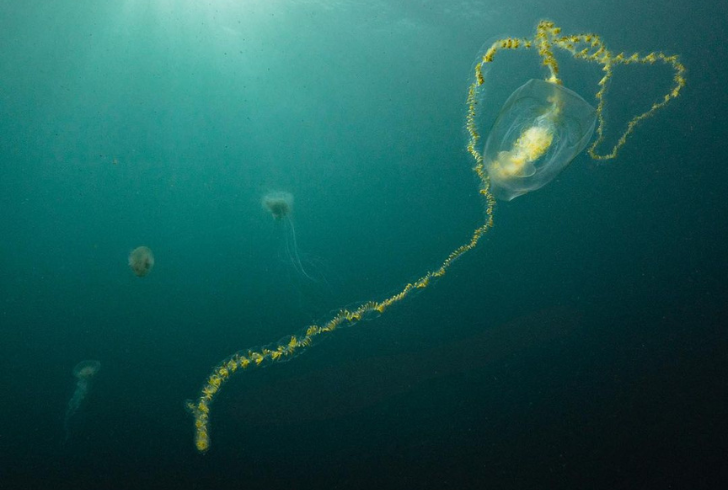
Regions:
[[64, 379, 89, 441], [285, 217, 316, 282]]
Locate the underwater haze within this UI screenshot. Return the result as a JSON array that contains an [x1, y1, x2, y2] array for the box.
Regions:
[[1, 0, 726, 489]]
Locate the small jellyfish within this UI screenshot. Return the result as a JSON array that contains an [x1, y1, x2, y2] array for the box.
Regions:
[[129, 246, 154, 277], [64, 360, 101, 441], [262, 191, 315, 282], [262, 191, 292, 221]]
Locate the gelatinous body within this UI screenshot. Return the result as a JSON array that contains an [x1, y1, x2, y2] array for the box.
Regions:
[[64, 360, 101, 441], [484, 79, 596, 200], [129, 246, 154, 277], [262, 191, 316, 282]]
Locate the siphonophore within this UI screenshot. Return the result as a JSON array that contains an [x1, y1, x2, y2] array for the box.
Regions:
[[186, 21, 685, 453]]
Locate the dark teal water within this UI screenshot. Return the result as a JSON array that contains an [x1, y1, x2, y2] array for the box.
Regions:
[[1, 1, 726, 489]]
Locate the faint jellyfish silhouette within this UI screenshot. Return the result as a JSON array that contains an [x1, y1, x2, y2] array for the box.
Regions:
[[129, 246, 154, 277], [262, 191, 292, 221], [262, 191, 316, 282], [64, 360, 101, 441]]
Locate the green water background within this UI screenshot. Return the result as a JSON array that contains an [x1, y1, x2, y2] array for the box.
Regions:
[[0, 0, 726, 488]]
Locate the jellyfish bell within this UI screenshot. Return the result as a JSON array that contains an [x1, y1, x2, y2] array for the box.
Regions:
[[73, 360, 101, 380], [129, 246, 154, 277], [262, 191, 293, 221]]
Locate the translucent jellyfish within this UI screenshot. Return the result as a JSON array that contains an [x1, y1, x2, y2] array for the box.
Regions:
[[129, 246, 154, 277], [262, 191, 315, 282], [64, 360, 101, 441]]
